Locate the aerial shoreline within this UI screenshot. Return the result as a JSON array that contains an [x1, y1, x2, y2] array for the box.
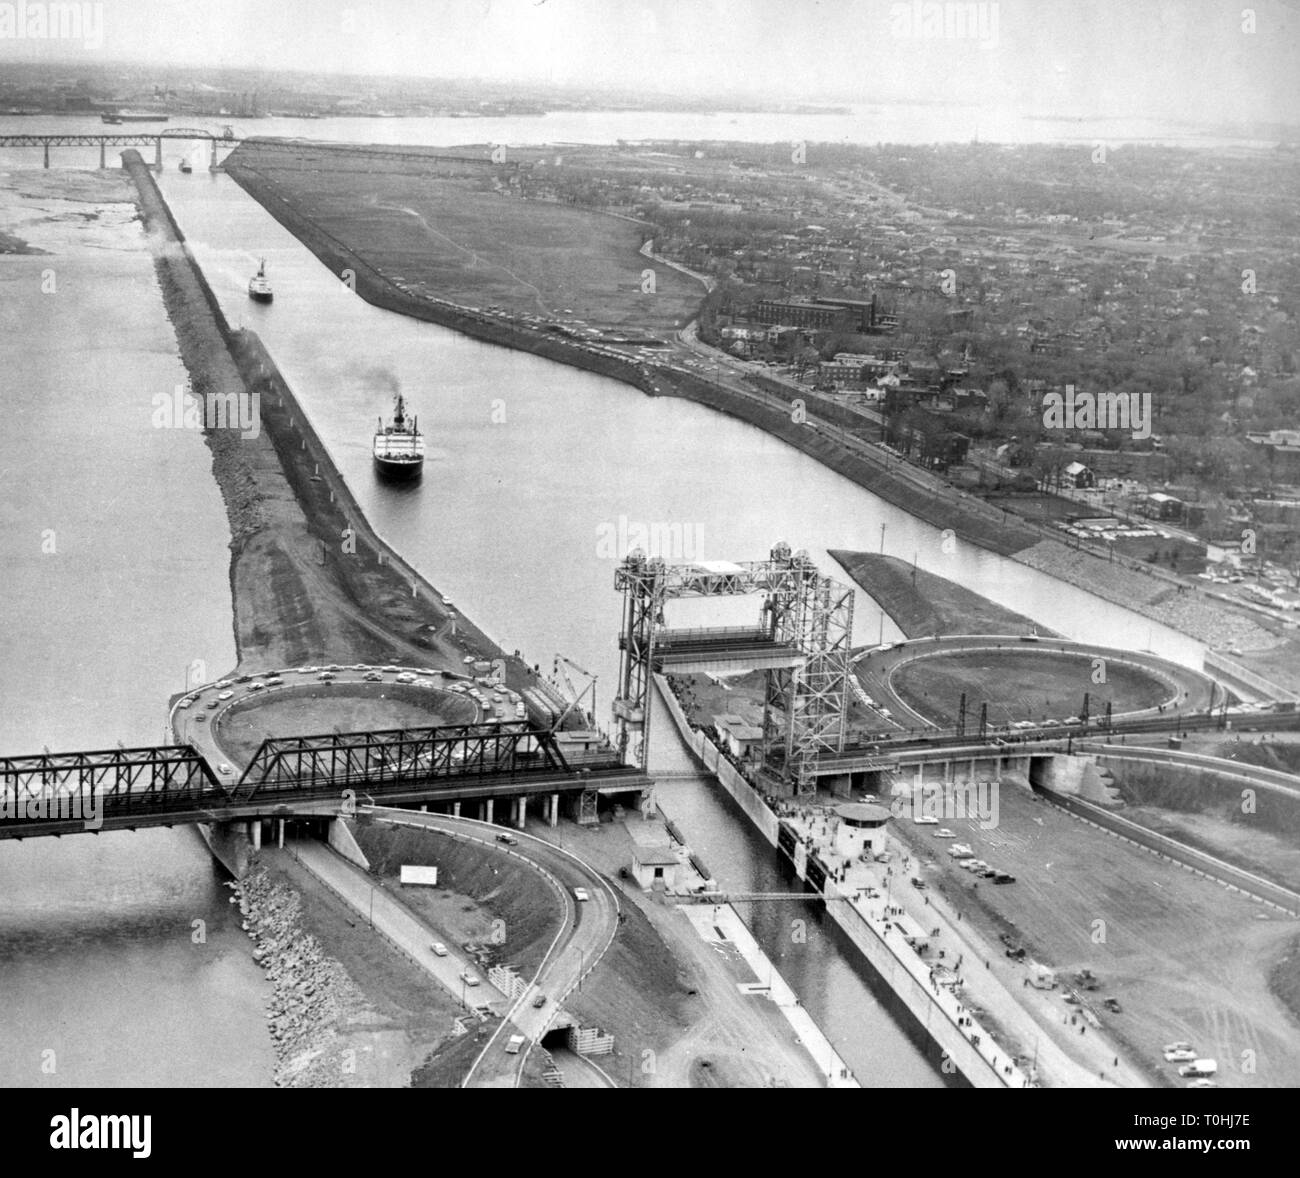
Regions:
[[220, 145, 1298, 695]]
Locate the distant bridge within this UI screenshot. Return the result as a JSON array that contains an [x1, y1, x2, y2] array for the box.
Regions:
[[0, 721, 650, 841], [0, 131, 512, 172]]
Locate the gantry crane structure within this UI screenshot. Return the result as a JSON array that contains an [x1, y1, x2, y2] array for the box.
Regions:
[[613, 541, 855, 794]]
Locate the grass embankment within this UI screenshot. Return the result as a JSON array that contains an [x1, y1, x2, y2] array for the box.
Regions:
[[350, 821, 562, 977], [124, 149, 538, 691], [830, 550, 1052, 638], [227, 142, 701, 330]]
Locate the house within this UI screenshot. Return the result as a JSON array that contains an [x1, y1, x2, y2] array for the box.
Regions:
[[628, 822, 682, 890], [1062, 460, 1095, 489], [713, 714, 764, 761], [1140, 492, 1183, 521]]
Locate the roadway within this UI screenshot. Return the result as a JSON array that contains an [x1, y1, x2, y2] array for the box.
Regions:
[[360, 807, 621, 1089], [851, 634, 1220, 736]]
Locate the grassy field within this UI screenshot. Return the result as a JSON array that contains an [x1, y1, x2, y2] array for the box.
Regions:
[[892, 649, 1171, 727], [230, 144, 704, 331]]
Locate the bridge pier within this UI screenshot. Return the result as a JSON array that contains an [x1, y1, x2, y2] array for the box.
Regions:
[[483, 798, 494, 824], [43, 143, 50, 168], [249, 820, 262, 850], [153, 137, 162, 172], [513, 796, 527, 830], [277, 819, 285, 849], [99, 141, 106, 170], [452, 801, 461, 818], [547, 793, 558, 827]]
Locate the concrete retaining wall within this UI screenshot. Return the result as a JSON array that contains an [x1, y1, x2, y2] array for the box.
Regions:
[[653, 675, 778, 845], [652, 675, 1013, 1088]]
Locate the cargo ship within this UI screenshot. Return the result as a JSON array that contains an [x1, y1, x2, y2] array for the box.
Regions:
[[101, 111, 170, 123], [373, 394, 425, 481], [247, 259, 273, 303]]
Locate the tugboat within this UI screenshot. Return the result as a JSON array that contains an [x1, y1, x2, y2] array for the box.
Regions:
[[373, 394, 425, 481], [179, 158, 193, 173], [247, 258, 273, 303]]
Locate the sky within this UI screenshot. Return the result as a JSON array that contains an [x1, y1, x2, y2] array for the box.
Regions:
[[2, 0, 1298, 125]]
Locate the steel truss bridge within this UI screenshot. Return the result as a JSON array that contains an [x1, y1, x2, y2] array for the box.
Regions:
[[0, 721, 649, 841], [0, 131, 512, 172], [614, 541, 854, 795]]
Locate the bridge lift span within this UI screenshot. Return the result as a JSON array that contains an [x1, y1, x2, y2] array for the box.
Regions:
[[613, 541, 855, 795]]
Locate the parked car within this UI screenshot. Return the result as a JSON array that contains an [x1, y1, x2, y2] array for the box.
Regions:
[[933, 828, 955, 839], [429, 942, 448, 957], [504, 1034, 526, 1055], [913, 815, 939, 826], [1103, 997, 1122, 1013], [460, 970, 480, 987], [532, 993, 547, 1008], [993, 872, 1016, 884], [573, 887, 590, 902], [496, 832, 517, 846]]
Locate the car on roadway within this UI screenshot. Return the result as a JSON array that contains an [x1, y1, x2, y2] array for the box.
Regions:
[[216, 763, 234, 776], [1186, 1079, 1218, 1089], [933, 828, 955, 839], [217, 691, 234, 701], [532, 994, 547, 1008], [207, 700, 220, 710], [504, 1034, 526, 1055], [264, 676, 282, 686], [993, 872, 1016, 884], [382, 665, 400, 674], [317, 672, 336, 681], [1011, 720, 1035, 730], [573, 887, 590, 902], [396, 673, 417, 684], [912, 815, 939, 825], [295, 666, 318, 675], [235, 675, 253, 684], [1041, 718, 1060, 727], [1164, 1047, 1197, 1062], [496, 832, 517, 845], [364, 671, 383, 682], [351, 664, 369, 671], [176, 699, 193, 709], [429, 942, 448, 957], [248, 681, 266, 691], [460, 970, 481, 987]]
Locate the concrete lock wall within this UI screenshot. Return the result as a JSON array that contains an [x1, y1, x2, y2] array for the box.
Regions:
[[653, 675, 779, 844], [653, 676, 1014, 1088], [829, 891, 1011, 1088]]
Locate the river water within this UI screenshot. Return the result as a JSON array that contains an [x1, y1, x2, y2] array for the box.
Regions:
[[1, 109, 1212, 1088]]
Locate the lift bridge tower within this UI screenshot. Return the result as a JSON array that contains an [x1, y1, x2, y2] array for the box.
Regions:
[[613, 541, 854, 795]]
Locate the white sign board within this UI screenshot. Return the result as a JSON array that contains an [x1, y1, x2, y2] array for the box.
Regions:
[[400, 864, 439, 886]]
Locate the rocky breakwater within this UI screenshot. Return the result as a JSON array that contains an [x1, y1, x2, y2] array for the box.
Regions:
[[233, 867, 369, 1087]]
